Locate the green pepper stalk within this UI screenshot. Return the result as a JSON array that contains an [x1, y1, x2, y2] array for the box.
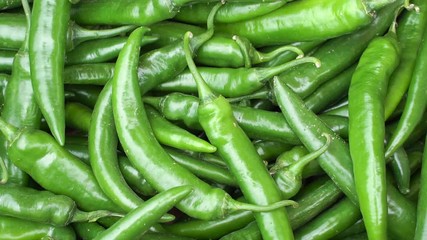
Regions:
[[271, 133, 331, 199], [183, 31, 308, 240], [0, 185, 124, 226], [93, 186, 193, 240], [0, 13, 136, 51], [111, 25, 297, 221]]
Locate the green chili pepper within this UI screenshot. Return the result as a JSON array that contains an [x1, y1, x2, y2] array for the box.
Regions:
[[183, 31, 298, 240], [146, 105, 217, 153], [72, 0, 215, 25], [331, 219, 366, 240], [0, 185, 122, 226], [272, 76, 417, 239], [294, 198, 362, 240], [28, 0, 72, 146], [0, 0, 40, 186], [112, 25, 295, 221], [65, 36, 158, 65], [389, 146, 411, 194], [216, 0, 395, 46], [0, 49, 15, 73], [64, 63, 115, 85], [65, 102, 92, 132], [348, 26, 400, 239], [0, 117, 124, 214], [165, 147, 237, 187], [174, 1, 286, 24], [384, 0, 427, 119], [93, 186, 193, 240], [415, 134, 427, 240], [0, 215, 76, 240], [270, 133, 331, 199], [0, 13, 135, 51], [385, 13, 427, 158]]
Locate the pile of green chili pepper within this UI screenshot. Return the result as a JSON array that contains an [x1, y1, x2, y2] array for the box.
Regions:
[[0, 0, 426, 239]]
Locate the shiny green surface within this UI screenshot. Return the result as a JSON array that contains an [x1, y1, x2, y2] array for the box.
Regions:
[[348, 32, 400, 240], [216, 0, 379, 46], [0, 215, 76, 240], [273, 77, 416, 239]]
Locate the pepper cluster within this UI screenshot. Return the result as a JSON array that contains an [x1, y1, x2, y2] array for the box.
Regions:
[[0, 0, 426, 239]]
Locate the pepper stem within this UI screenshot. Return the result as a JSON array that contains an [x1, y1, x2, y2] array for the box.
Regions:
[[232, 35, 252, 68], [184, 32, 216, 101], [259, 56, 321, 83], [287, 133, 332, 174], [0, 118, 19, 143], [227, 197, 298, 214], [189, 1, 224, 51], [142, 96, 163, 111], [254, 45, 304, 64], [70, 24, 139, 50], [71, 209, 125, 223]]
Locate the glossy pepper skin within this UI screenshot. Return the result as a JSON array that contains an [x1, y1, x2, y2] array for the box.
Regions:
[[0, 13, 135, 51], [0, 117, 123, 214], [0, 215, 76, 240], [28, 0, 71, 145], [0, 0, 40, 187], [174, 1, 286, 24], [415, 134, 427, 240], [348, 30, 400, 240], [183, 31, 294, 240], [0, 185, 118, 227], [385, 12, 427, 158], [274, 2, 398, 99], [94, 186, 192, 240], [384, 0, 427, 119], [72, 0, 203, 26], [216, 0, 394, 47], [294, 198, 361, 240], [164, 176, 342, 239], [272, 77, 417, 239]]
